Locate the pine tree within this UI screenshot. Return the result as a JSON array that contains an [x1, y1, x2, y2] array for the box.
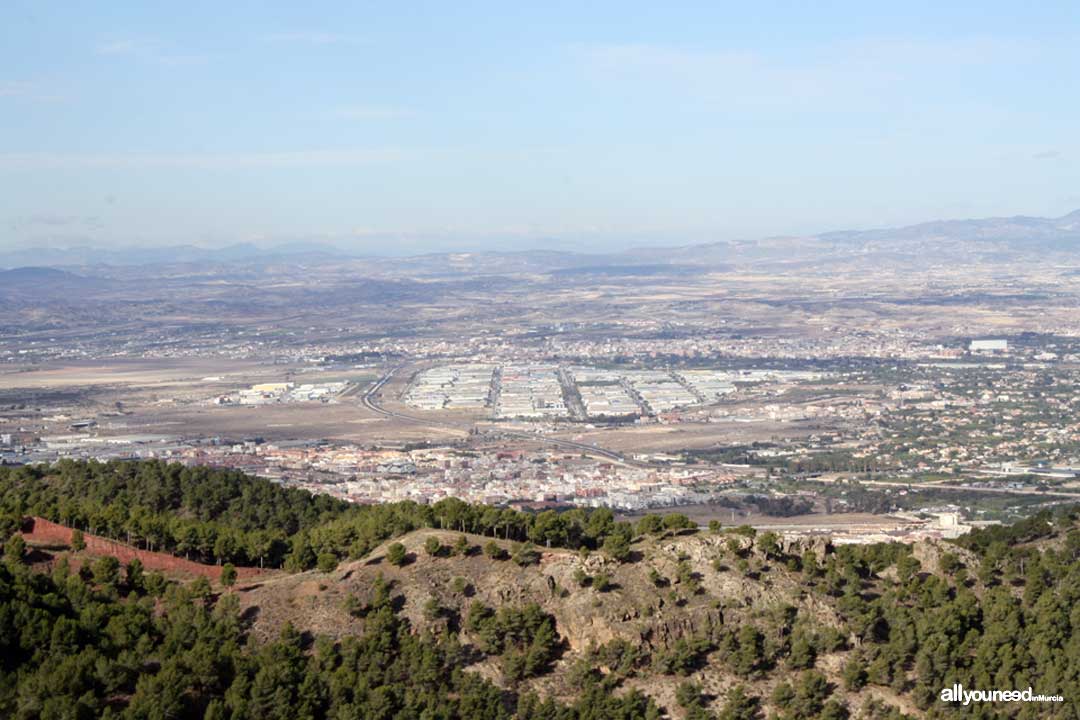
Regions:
[[386, 542, 408, 567]]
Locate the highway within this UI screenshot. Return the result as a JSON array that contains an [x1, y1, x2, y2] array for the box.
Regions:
[[802, 476, 1080, 500], [360, 367, 650, 467]]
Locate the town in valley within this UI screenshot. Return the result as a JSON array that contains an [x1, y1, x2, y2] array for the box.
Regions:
[[6, 213, 1080, 546]]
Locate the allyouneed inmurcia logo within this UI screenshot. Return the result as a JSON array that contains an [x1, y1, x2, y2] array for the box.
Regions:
[[940, 684, 1064, 705]]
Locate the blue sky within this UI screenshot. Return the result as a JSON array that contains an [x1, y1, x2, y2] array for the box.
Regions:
[[1, 1, 1078, 254]]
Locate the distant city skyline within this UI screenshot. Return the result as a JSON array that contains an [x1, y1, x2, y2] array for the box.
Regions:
[[2, 1, 1078, 254]]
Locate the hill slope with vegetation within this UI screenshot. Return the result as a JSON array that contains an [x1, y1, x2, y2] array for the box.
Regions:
[[1, 460, 1078, 719]]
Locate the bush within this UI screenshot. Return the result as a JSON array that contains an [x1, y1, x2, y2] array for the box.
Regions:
[[841, 654, 867, 691], [124, 557, 144, 588], [662, 514, 695, 532], [602, 533, 631, 562], [91, 555, 120, 587], [592, 571, 611, 592], [636, 515, 664, 535], [466, 601, 561, 680], [317, 553, 338, 573], [484, 540, 505, 560], [512, 542, 539, 567], [4, 533, 26, 564], [386, 542, 408, 567], [676, 680, 704, 708], [718, 686, 761, 720]]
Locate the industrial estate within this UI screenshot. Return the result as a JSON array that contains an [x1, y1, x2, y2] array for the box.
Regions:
[[5, 5, 1080, 717], [6, 211, 1080, 720], [6, 211, 1080, 551]]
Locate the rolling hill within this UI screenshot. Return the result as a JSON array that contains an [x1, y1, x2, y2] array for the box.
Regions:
[[2, 460, 1077, 719]]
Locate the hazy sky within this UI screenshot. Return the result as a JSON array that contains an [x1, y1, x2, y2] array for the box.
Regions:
[[2, 1, 1078, 254]]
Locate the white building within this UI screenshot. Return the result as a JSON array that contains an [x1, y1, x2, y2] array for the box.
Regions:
[[970, 339, 1007, 353]]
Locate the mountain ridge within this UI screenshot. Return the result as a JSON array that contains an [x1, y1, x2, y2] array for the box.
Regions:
[[3, 208, 1079, 271]]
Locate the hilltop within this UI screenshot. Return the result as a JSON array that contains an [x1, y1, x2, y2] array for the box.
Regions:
[[2, 460, 1078, 719], [231, 524, 999, 719], [0, 265, 103, 289], [238, 528, 855, 713]]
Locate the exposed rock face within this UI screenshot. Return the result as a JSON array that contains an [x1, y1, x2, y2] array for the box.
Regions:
[[912, 538, 978, 574], [647, 605, 724, 649], [780, 535, 833, 562], [236, 528, 856, 711]]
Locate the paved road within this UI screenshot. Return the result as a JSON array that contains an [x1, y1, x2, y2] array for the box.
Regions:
[[360, 367, 649, 467], [804, 476, 1080, 500]]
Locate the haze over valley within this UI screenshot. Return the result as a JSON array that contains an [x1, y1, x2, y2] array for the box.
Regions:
[[3, 3, 1080, 719]]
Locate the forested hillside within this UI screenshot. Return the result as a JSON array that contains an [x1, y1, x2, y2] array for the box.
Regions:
[[0, 459, 651, 571], [1, 460, 1079, 719]]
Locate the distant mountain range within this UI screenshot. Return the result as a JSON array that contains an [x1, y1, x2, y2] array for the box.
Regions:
[[0, 266, 102, 287], [2, 209, 1079, 271], [0, 266, 109, 304], [819, 208, 1080, 245], [633, 209, 1080, 267], [0, 241, 350, 269]]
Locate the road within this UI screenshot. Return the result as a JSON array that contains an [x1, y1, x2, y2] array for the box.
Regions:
[[803, 476, 1080, 500], [360, 367, 650, 467]]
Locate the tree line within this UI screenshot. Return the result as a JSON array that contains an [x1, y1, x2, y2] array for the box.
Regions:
[[6, 460, 1080, 718], [0, 530, 673, 719], [0, 460, 694, 571]]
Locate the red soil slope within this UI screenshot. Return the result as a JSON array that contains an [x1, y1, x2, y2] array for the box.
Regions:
[[20, 516, 263, 582]]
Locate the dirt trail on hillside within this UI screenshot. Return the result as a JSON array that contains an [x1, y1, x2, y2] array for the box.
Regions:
[[21, 516, 264, 582]]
